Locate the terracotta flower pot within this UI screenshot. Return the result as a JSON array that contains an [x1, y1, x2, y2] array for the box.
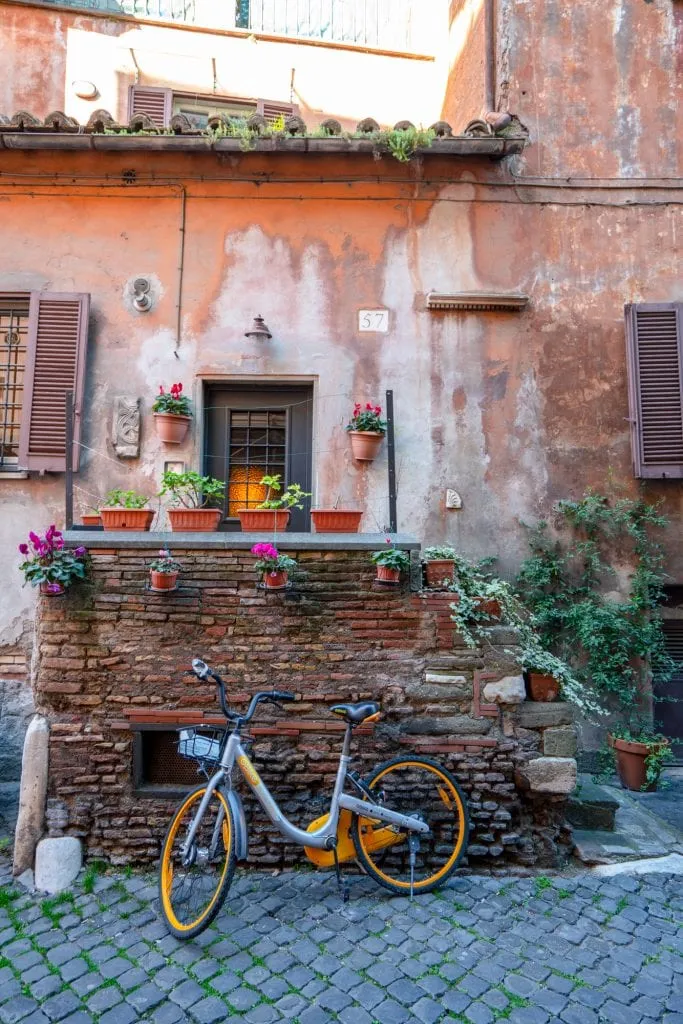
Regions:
[[150, 570, 178, 592], [476, 598, 502, 620], [375, 565, 401, 584], [263, 570, 288, 590], [154, 413, 191, 444], [168, 508, 222, 532], [349, 431, 384, 461], [424, 559, 455, 588], [39, 581, 65, 596], [81, 514, 102, 527], [609, 735, 668, 792], [237, 509, 290, 532], [527, 672, 561, 702], [99, 508, 155, 531], [311, 509, 362, 533]]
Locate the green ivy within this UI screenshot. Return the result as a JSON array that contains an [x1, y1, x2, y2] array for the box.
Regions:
[[515, 490, 675, 734]]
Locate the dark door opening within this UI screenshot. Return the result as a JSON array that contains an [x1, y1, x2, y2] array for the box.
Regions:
[[205, 382, 313, 531]]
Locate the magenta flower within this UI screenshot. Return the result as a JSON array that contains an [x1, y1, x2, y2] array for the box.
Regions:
[[46, 583, 63, 594], [18, 543, 28, 555], [75, 546, 87, 557]]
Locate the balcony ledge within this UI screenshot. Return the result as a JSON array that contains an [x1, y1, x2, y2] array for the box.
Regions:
[[64, 530, 420, 551]]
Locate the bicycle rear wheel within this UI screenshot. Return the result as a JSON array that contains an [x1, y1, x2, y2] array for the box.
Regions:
[[350, 756, 469, 894], [159, 784, 236, 939]]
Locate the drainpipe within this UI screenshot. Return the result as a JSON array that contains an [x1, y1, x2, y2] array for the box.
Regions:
[[174, 184, 187, 358], [484, 0, 496, 112]]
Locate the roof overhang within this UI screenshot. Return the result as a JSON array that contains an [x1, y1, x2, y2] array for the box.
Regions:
[[426, 292, 529, 311]]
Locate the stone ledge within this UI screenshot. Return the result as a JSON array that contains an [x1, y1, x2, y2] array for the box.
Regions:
[[64, 530, 420, 551]]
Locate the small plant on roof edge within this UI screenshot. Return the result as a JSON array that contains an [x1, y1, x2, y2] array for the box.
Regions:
[[18, 526, 88, 592], [346, 402, 387, 435], [152, 382, 192, 417], [102, 488, 149, 509], [257, 474, 311, 511], [158, 470, 225, 509]]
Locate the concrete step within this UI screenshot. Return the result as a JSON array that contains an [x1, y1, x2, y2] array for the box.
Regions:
[[566, 775, 618, 831]]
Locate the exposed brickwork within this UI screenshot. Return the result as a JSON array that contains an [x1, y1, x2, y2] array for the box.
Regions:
[[36, 547, 573, 868]]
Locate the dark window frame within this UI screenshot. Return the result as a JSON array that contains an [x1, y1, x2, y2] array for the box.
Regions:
[[204, 381, 314, 532]]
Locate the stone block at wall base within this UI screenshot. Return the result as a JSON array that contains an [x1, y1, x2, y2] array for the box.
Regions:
[[543, 726, 577, 757], [483, 675, 526, 704], [516, 703, 574, 729], [34, 836, 82, 893], [13, 715, 49, 876], [516, 757, 577, 794]]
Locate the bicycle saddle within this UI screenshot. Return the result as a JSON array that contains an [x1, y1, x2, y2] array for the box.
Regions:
[[329, 701, 380, 725]]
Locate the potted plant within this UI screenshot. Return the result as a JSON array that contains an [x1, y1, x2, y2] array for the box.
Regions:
[[18, 526, 88, 596], [158, 471, 225, 531], [371, 539, 410, 584], [423, 545, 457, 588], [346, 402, 387, 461], [608, 727, 673, 793], [310, 498, 362, 533], [81, 507, 102, 527], [99, 489, 154, 531], [237, 474, 311, 532], [149, 548, 182, 592], [251, 543, 297, 590], [152, 382, 192, 444]]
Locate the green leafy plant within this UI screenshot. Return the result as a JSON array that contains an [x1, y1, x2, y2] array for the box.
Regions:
[[346, 402, 386, 435], [515, 491, 675, 733], [102, 489, 149, 509], [158, 471, 225, 509], [251, 543, 297, 575], [149, 548, 182, 574], [208, 116, 256, 152], [257, 474, 311, 511], [374, 126, 435, 162], [423, 546, 458, 561], [371, 540, 411, 571], [18, 526, 88, 592], [152, 382, 191, 417]]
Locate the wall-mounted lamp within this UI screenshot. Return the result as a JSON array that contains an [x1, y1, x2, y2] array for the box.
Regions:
[[245, 315, 272, 341]]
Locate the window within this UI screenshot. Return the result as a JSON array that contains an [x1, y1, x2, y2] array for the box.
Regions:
[[625, 302, 683, 479], [0, 292, 89, 472], [129, 86, 296, 128], [205, 383, 313, 531], [235, 0, 414, 50], [655, 618, 683, 760], [133, 729, 208, 796], [0, 294, 29, 468]]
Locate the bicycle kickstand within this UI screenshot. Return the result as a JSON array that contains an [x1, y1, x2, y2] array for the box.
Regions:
[[408, 834, 420, 902], [332, 845, 350, 905]]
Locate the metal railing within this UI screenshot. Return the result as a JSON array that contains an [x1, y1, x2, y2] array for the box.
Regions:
[[32, 0, 414, 49]]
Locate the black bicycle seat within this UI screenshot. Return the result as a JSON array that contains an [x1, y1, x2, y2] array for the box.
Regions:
[[329, 701, 380, 725]]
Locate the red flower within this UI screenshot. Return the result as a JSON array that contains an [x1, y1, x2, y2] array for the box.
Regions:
[[374, 406, 382, 415], [353, 403, 361, 413], [159, 385, 165, 394], [366, 402, 373, 410]]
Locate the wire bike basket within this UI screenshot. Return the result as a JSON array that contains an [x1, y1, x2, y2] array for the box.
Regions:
[[177, 727, 224, 775]]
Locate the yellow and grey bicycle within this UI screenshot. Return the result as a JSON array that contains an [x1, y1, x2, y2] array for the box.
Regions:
[[159, 658, 470, 938]]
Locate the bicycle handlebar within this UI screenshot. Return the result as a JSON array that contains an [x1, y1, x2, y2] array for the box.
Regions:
[[190, 658, 295, 723]]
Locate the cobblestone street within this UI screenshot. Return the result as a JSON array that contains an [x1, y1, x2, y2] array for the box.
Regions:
[[0, 860, 681, 1024]]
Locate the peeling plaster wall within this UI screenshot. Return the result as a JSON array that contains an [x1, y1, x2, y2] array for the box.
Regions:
[[498, 0, 682, 177]]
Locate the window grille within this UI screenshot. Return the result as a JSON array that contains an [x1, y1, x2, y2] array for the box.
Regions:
[[0, 296, 30, 468], [227, 409, 287, 517], [136, 730, 206, 789], [236, 0, 412, 49]]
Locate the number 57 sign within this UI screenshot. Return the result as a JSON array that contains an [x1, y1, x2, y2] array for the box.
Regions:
[[358, 309, 390, 333]]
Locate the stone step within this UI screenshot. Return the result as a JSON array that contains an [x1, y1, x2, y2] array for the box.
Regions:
[[572, 828, 671, 865], [566, 775, 619, 832]]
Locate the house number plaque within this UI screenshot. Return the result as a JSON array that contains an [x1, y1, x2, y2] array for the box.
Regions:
[[358, 309, 389, 333]]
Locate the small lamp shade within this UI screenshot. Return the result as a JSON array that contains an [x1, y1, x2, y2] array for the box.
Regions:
[[245, 315, 272, 340]]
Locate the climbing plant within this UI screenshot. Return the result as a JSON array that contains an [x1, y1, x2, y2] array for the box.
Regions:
[[515, 491, 675, 731]]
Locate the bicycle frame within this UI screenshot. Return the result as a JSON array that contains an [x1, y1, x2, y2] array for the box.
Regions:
[[181, 726, 429, 860]]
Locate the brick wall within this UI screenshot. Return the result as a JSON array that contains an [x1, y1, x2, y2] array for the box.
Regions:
[[36, 545, 574, 869]]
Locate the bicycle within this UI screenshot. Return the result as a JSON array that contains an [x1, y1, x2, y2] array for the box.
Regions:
[[159, 658, 470, 938]]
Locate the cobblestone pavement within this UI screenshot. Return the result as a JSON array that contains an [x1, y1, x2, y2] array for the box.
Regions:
[[0, 860, 681, 1024]]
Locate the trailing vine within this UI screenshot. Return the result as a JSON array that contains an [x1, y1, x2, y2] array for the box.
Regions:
[[515, 491, 675, 734]]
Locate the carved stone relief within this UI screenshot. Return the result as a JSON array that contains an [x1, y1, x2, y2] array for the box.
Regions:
[[112, 396, 141, 458]]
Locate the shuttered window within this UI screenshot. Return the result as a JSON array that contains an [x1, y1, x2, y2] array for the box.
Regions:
[[128, 85, 173, 126], [0, 294, 30, 468], [256, 99, 297, 124], [18, 293, 90, 472], [625, 303, 683, 479]]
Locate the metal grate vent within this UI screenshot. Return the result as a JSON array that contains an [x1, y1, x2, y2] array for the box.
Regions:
[[141, 730, 204, 786]]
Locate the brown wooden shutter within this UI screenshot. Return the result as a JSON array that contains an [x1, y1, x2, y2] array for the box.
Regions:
[[19, 293, 90, 472], [625, 302, 683, 479], [128, 85, 172, 126], [256, 98, 297, 124]]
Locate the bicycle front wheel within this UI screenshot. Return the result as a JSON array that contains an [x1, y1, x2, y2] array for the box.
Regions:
[[351, 756, 469, 894], [159, 784, 236, 939]]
